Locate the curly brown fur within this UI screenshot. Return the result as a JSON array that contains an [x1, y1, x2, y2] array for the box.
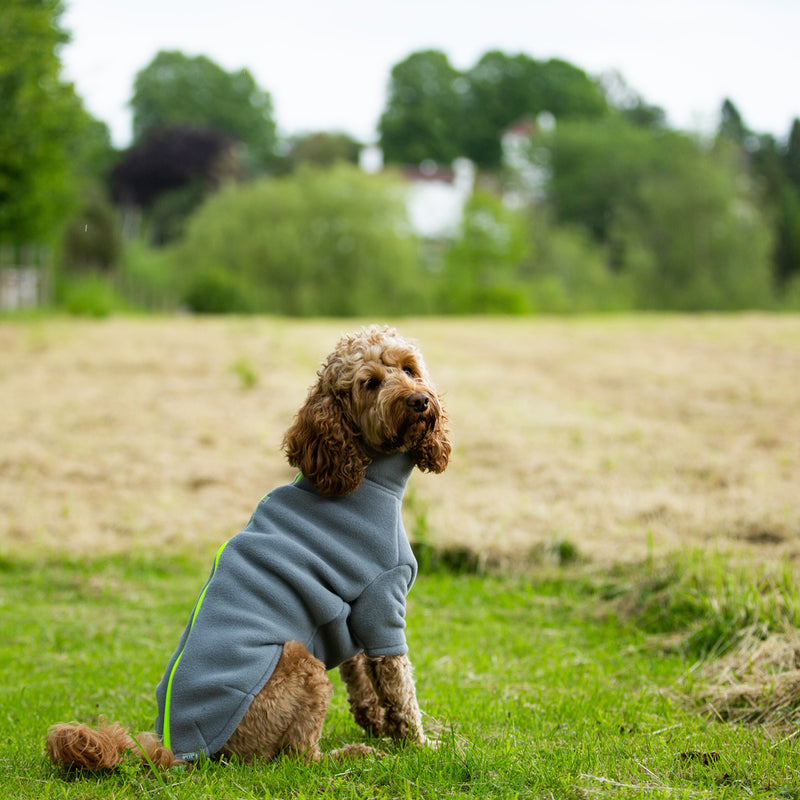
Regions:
[[283, 326, 450, 495], [46, 721, 176, 771], [337, 652, 426, 744], [48, 326, 446, 772], [363, 654, 426, 744], [220, 641, 333, 762], [339, 653, 387, 737]]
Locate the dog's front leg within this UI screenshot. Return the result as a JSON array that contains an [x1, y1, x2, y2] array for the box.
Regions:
[[339, 654, 386, 737], [363, 653, 426, 744]]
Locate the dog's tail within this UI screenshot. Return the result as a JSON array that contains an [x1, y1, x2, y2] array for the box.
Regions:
[[46, 720, 177, 771]]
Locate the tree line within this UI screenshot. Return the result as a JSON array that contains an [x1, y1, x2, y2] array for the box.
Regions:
[[2, 0, 799, 315]]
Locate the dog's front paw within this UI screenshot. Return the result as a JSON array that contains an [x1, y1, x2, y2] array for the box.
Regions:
[[351, 703, 386, 738], [381, 712, 425, 745]]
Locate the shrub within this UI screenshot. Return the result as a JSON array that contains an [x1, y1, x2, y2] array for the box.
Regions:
[[440, 194, 633, 314], [526, 220, 633, 312], [440, 191, 532, 313], [183, 267, 255, 313], [612, 153, 775, 310], [176, 164, 424, 316], [779, 273, 800, 310], [116, 240, 181, 309], [59, 275, 127, 317], [542, 120, 776, 310], [60, 190, 122, 273]]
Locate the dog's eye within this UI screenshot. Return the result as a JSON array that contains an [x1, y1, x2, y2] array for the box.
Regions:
[[364, 377, 382, 391], [403, 366, 415, 377]]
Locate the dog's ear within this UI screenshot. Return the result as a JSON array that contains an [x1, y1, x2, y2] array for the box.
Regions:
[[282, 389, 370, 496], [412, 396, 451, 475]]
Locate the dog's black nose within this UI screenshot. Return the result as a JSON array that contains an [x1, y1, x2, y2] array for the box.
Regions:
[[406, 392, 429, 413]]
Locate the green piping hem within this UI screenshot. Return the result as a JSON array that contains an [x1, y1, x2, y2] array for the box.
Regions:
[[162, 540, 228, 751]]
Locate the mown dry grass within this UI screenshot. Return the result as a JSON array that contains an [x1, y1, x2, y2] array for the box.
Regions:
[[690, 628, 800, 730], [1, 314, 799, 564]]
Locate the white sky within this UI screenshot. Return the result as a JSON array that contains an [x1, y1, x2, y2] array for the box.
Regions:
[[60, 0, 799, 149]]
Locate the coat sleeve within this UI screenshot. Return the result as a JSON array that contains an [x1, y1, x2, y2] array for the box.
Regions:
[[348, 564, 414, 658]]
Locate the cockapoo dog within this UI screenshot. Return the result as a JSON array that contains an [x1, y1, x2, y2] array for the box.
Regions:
[[47, 325, 450, 769]]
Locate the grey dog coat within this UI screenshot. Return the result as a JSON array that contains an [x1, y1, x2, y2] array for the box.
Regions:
[[154, 452, 418, 761]]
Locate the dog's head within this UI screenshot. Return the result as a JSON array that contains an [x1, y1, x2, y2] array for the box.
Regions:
[[282, 326, 450, 496]]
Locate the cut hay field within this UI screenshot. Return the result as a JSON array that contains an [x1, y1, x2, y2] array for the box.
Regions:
[[2, 313, 799, 566], [4, 314, 800, 799]]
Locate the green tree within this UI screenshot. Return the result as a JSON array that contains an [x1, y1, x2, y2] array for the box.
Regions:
[[379, 50, 465, 165], [0, 0, 86, 245], [781, 119, 800, 288], [619, 168, 773, 310], [377, 49, 609, 170], [749, 133, 800, 287], [543, 119, 774, 309], [111, 124, 239, 243], [58, 106, 119, 273], [600, 71, 666, 129], [718, 98, 748, 147], [715, 104, 800, 289], [178, 164, 423, 315], [545, 118, 657, 242], [281, 131, 362, 172], [60, 187, 121, 272], [131, 51, 277, 170], [463, 51, 608, 168], [785, 118, 800, 195]]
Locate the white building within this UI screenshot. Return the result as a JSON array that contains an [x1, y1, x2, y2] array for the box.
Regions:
[[360, 147, 475, 239]]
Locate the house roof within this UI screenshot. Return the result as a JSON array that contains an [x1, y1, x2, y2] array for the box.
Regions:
[[401, 161, 456, 184]]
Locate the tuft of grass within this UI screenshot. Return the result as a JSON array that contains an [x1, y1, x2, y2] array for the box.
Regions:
[[608, 549, 800, 659], [546, 536, 582, 566], [688, 627, 800, 731], [229, 356, 259, 390], [58, 275, 130, 317]]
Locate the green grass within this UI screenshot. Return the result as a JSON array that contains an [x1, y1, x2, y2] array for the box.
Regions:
[[1, 554, 798, 799]]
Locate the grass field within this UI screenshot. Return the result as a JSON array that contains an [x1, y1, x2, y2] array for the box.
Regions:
[[2, 314, 800, 798], [3, 314, 800, 563]]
